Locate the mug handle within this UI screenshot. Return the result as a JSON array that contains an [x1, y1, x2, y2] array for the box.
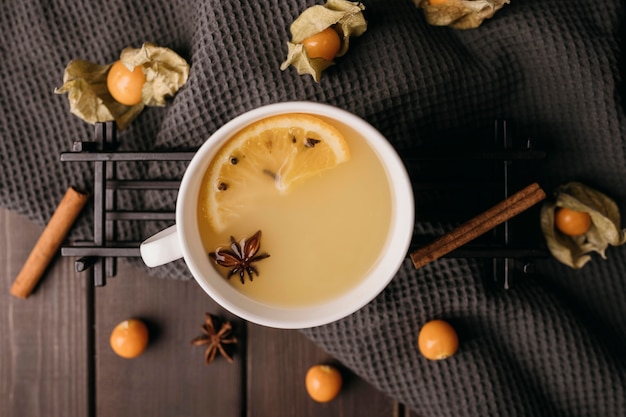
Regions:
[[140, 225, 183, 267]]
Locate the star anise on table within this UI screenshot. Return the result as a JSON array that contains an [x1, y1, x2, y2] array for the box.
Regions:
[[190, 313, 238, 365], [209, 230, 270, 284]]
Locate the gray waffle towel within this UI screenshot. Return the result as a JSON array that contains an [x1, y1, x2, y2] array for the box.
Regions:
[[1, 1, 624, 415]]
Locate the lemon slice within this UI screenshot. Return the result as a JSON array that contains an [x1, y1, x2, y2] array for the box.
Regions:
[[200, 113, 350, 232]]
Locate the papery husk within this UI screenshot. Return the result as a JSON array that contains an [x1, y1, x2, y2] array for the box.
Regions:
[[281, 43, 336, 83], [540, 182, 626, 269], [280, 0, 367, 82], [119, 42, 190, 107], [55, 42, 189, 130], [54, 59, 145, 130], [414, 0, 510, 30]]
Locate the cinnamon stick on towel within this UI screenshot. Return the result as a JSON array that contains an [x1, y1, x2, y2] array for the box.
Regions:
[[10, 186, 89, 299], [410, 182, 546, 269]]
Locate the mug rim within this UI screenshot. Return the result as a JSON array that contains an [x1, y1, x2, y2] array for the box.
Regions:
[[177, 101, 414, 329]]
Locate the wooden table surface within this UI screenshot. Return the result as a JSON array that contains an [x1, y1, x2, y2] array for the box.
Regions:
[[1, 207, 418, 417]]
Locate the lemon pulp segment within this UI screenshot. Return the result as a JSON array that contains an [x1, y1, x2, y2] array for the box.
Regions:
[[199, 113, 350, 232]]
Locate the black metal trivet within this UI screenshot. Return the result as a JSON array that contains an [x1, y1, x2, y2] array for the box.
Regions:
[[61, 120, 548, 289]]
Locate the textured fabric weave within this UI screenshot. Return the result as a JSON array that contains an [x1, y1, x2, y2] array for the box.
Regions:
[[1, 1, 625, 415]]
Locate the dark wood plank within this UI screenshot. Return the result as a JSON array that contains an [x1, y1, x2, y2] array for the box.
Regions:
[[94, 263, 244, 417], [246, 324, 399, 417], [1, 203, 417, 416], [0, 208, 90, 417]]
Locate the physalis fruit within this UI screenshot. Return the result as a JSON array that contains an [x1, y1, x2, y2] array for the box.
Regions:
[[55, 42, 189, 130], [540, 182, 626, 269], [280, 0, 367, 82], [109, 318, 149, 359], [413, 0, 510, 29], [418, 319, 459, 361], [305, 364, 343, 403]]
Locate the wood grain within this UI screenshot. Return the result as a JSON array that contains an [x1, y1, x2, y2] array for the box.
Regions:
[[246, 324, 401, 417], [94, 263, 244, 417], [0, 207, 414, 416], [0, 208, 89, 417]]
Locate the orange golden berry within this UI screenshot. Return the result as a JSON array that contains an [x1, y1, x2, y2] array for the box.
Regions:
[[106, 60, 146, 106], [302, 27, 341, 61], [109, 319, 149, 359], [418, 319, 459, 360], [554, 207, 592, 236], [305, 364, 343, 402]]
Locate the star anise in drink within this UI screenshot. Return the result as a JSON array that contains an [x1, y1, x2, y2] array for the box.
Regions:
[[209, 230, 270, 284], [190, 313, 238, 365]]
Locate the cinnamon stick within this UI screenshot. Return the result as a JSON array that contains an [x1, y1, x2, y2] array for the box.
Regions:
[[10, 186, 89, 299], [410, 183, 546, 269]]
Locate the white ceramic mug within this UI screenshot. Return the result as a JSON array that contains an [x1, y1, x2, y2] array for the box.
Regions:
[[140, 102, 414, 329]]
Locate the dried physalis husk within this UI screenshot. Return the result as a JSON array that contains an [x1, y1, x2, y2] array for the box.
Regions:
[[540, 182, 626, 269], [413, 0, 510, 30], [280, 0, 367, 82], [55, 42, 189, 130]]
